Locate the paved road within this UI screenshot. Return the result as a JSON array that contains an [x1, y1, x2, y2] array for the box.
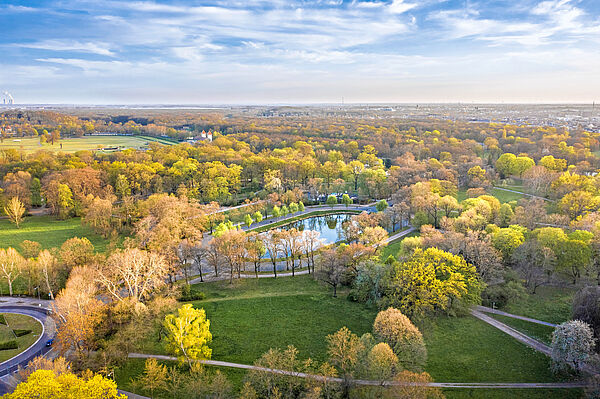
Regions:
[[0, 304, 56, 394], [475, 306, 557, 327], [128, 353, 586, 389]]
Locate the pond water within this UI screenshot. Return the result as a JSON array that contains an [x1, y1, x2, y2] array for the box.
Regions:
[[277, 213, 352, 245]]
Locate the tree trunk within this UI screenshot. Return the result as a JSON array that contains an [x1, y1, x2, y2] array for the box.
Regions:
[[8, 280, 13, 297]]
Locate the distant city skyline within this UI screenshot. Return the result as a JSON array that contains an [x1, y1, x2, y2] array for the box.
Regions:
[[1, 0, 600, 104]]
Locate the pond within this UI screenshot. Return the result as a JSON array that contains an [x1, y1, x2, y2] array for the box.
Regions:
[[277, 213, 352, 245]]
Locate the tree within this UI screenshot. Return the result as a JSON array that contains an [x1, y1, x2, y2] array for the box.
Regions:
[[572, 286, 600, 347], [97, 248, 169, 303], [0, 248, 23, 296], [376, 199, 388, 212], [492, 225, 525, 260], [83, 196, 114, 237], [20, 240, 41, 259], [30, 177, 42, 207], [4, 197, 26, 228], [298, 201, 305, 212], [384, 248, 484, 318], [365, 342, 397, 383], [551, 320, 596, 373], [359, 226, 388, 253], [245, 213, 254, 228], [289, 202, 299, 213], [495, 153, 517, 178], [347, 160, 364, 191], [327, 327, 364, 395], [57, 183, 74, 219], [5, 369, 126, 399], [246, 232, 266, 278], [317, 248, 346, 297], [164, 304, 212, 367], [511, 239, 554, 293], [135, 358, 168, 398], [53, 266, 104, 358], [214, 228, 247, 282], [60, 237, 95, 270], [264, 230, 282, 278], [373, 308, 427, 371], [38, 250, 59, 300], [326, 195, 338, 208], [341, 193, 352, 207], [253, 210, 263, 223]]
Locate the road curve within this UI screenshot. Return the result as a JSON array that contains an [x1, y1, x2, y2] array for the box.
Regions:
[[0, 306, 55, 376]]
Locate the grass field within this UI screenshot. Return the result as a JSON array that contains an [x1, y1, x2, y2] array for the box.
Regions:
[[0, 135, 175, 154], [116, 276, 580, 399], [503, 286, 575, 325], [0, 215, 112, 253], [457, 187, 524, 203], [0, 313, 43, 363]]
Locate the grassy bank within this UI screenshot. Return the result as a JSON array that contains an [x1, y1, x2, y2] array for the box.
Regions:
[[0, 313, 43, 363]]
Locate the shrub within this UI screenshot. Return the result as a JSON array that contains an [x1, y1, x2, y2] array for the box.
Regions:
[[0, 315, 7, 325], [372, 308, 427, 371], [179, 285, 206, 302], [0, 340, 18, 350], [13, 329, 32, 337]]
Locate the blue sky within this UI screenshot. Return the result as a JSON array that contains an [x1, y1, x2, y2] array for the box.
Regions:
[[1, 0, 599, 104]]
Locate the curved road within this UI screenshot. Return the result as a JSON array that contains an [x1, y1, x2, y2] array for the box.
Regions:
[[0, 305, 56, 394]]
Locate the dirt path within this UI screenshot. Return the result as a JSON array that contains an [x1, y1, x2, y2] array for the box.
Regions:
[[128, 353, 586, 389], [475, 306, 557, 327], [470, 309, 552, 356]]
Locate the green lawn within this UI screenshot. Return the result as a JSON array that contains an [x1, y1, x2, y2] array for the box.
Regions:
[[503, 286, 575, 325], [0, 215, 112, 253], [489, 314, 555, 345], [0, 313, 43, 363], [457, 188, 524, 204], [0, 135, 175, 154], [116, 275, 582, 399]]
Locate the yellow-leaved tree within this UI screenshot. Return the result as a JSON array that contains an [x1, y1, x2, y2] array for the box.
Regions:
[[4, 197, 25, 228], [164, 304, 212, 367], [4, 369, 126, 399]]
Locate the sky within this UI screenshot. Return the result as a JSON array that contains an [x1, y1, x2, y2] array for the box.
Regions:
[[1, 0, 600, 104]]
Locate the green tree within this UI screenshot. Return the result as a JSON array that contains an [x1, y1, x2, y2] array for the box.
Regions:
[[492, 225, 525, 260], [164, 304, 212, 367], [384, 248, 484, 318], [57, 183, 74, 219], [135, 358, 168, 398], [298, 201, 305, 212], [342, 193, 352, 207], [376, 199, 388, 212], [289, 202, 299, 213], [326, 195, 338, 208], [115, 174, 131, 200], [495, 153, 517, 178], [244, 214, 254, 228], [30, 177, 42, 207], [272, 205, 281, 219], [253, 211, 263, 223]]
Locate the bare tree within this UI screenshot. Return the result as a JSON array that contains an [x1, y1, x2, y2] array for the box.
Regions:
[[0, 248, 23, 296], [96, 248, 169, 303], [318, 248, 346, 297]]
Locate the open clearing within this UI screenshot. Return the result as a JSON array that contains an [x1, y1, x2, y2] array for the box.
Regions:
[[115, 276, 579, 399], [0, 135, 175, 153]]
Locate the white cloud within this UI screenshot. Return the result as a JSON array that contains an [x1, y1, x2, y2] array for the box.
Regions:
[[16, 40, 116, 56]]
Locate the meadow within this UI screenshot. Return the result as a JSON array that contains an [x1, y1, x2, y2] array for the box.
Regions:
[[115, 275, 579, 399], [0, 135, 175, 154]]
